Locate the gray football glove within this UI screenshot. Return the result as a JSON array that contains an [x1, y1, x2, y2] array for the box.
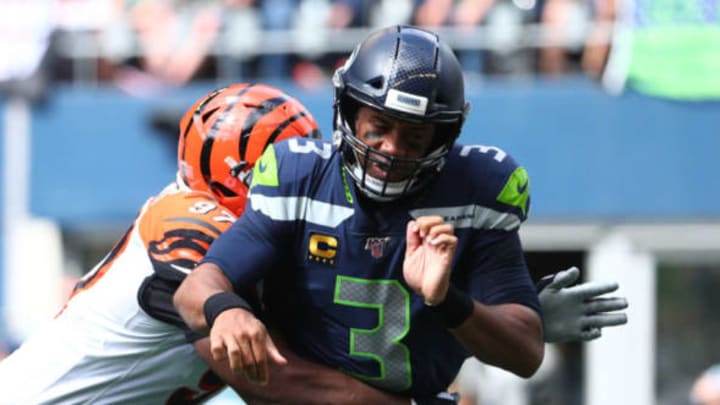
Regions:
[[539, 267, 628, 343]]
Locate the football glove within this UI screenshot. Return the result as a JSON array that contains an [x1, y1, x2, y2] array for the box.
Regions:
[[538, 267, 628, 343]]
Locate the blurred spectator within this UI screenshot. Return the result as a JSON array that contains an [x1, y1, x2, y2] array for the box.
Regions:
[[367, 0, 414, 29], [537, 0, 592, 75], [327, 0, 366, 29], [256, 0, 296, 79], [0, 0, 55, 103], [291, 0, 373, 89], [691, 364, 720, 405], [589, 0, 720, 100], [216, 0, 261, 80], [265, 0, 415, 87], [412, 0, 494, 74], [580, 0, 613, 79], [102, 0, 224, 95], [52, 0, 119, 84]]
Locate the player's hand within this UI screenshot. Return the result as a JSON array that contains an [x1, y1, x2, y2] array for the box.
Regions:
[[404, 216, 458, 305], [538, 267, 628, 342], [209, 308, 287, 385]]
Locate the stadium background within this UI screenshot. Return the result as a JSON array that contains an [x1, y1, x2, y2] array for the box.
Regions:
[[1, 0, 719, 404]]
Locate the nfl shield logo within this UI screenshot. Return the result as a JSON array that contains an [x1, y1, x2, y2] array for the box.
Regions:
[[364, 237, 391, 259]]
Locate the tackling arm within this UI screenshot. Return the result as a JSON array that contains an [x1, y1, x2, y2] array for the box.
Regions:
[[194, 337, 410, 405], [451, 302, 544, 378], [176, 264, 411, 403], [174, 262, 234, 333], [174, 261, 286, 385]]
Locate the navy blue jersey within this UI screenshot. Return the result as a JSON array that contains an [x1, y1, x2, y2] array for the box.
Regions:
[[203, 138, 539, 397]]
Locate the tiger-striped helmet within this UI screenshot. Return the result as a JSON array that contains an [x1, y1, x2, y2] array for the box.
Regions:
[[178, 83, 320, 215]]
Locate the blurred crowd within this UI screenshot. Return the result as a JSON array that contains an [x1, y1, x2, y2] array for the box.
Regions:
[[0, 0, 610, 96]]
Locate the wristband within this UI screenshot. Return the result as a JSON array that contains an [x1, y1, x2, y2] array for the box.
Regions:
[[427, 285, 474, 329], [203, 292, 254, 328]]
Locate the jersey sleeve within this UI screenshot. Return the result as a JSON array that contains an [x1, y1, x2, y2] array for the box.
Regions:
[[466, 144, 531, 227], [139, 191, 236, 279], [462, 231, 541, 315], [451, 145, 539, 314], [202, 141, 310, 290], [136, 190, 236, 333]]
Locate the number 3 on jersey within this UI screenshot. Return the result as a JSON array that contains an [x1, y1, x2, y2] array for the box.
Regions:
[[333, 276, 412, 391]]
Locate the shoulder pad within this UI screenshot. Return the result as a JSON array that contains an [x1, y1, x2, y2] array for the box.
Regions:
[[139, 191, 236, 270], [250, 138, 334, 195], [448, 144, 531, 220]]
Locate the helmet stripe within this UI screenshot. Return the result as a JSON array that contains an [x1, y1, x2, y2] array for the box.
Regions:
[[267, 111, 314, 145], [180, 87, 226, 162], [200, 84, 254, 186], [238, 95, 289, 161]]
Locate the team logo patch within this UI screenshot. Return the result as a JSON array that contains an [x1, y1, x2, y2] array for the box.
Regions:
[[250, 145, 279, 188], [496, 166, 530, 216], [364, 237, 391, 259], [308, 233, 338, 265]]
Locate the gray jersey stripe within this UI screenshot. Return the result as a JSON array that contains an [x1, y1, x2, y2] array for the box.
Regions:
[[250, 194, 354, 227], [409, 206, 521, 231]]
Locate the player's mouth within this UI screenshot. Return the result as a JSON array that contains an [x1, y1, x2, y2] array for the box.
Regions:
[[367, 161, 390, 180]]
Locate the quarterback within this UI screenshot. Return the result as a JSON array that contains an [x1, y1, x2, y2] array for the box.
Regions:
[[174, 25, 628, 401]]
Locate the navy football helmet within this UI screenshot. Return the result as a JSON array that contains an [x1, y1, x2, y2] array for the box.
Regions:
[[333, 25, 470, 201]]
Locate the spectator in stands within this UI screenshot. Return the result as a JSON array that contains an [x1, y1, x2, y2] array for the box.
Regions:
[[537, 0, 593, 75], [0, 0, 55, 102], [255, 0, 296, 79], [585, 0, 720, 100], [292, 0, 372, 89], [580, 0, 614, 79], [103, 0, 223, 95], [412, 0, 493, 74], [412, 0, 595, 77]]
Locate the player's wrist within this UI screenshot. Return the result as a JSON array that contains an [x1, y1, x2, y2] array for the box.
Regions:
[[426, 285, 474, 329], [203, 291, 254, 328]]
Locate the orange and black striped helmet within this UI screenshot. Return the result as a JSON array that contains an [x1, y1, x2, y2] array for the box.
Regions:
[[178, 83, 320, 215]]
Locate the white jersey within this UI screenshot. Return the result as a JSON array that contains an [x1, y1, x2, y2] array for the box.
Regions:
[[0, 182, 237, 405]]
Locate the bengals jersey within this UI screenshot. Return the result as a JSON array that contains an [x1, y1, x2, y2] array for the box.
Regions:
[[203, 138, 541, 398], [0, 181, 235, 405]]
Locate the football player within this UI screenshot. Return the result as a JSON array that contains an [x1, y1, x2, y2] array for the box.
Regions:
[[174, 25, 628, 402], [0, 83, 409, 404]]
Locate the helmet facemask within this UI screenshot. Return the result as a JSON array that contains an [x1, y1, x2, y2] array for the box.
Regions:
[[332, 25, 469, 202], [334, 98, 449, 201]]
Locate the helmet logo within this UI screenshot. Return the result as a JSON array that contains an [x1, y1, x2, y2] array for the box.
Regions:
[[385, 89, 428, 116]]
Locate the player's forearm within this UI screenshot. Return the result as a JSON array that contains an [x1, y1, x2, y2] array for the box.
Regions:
[[452, 302, 544, 378], [195, 337, 410, 405], [173, 262, 234, 332], [231, 366, 410, 405]]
